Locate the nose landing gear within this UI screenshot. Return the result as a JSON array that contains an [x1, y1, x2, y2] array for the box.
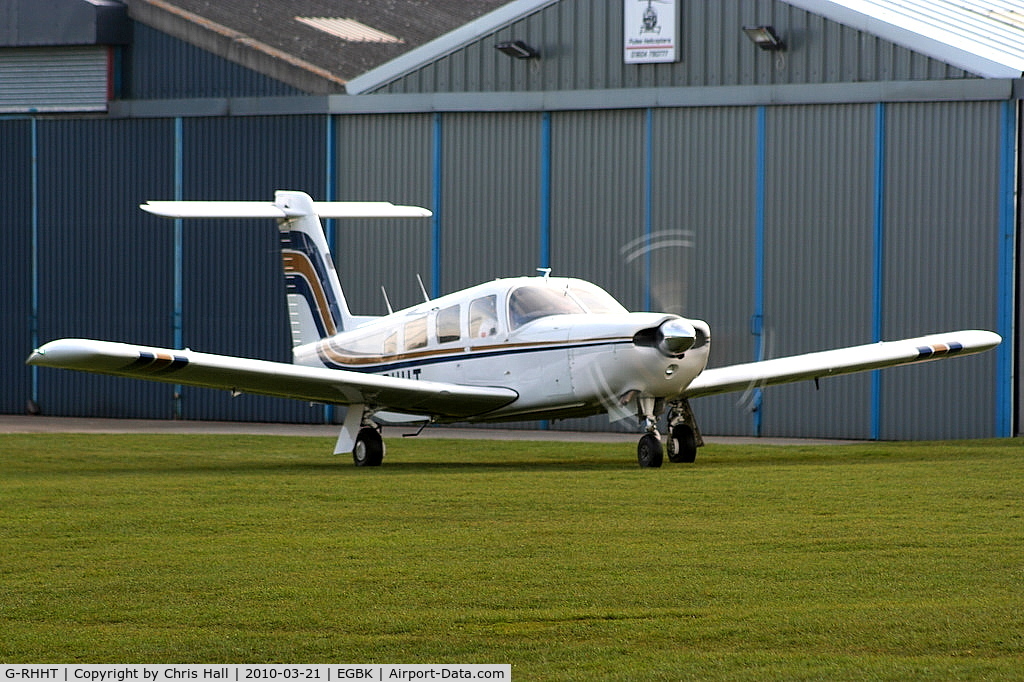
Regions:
[[635, 397, 703, 468]]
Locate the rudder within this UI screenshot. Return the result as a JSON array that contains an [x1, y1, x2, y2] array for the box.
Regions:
[[275, 190, 353, 347]]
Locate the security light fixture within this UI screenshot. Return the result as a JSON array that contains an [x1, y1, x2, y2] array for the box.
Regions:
[[495, 40, 539, 59], [743, 25, 786, 51]]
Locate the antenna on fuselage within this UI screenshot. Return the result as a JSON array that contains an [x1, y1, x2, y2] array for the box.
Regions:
[[416, 273, 430, 302], [381, 286, 394, 315], [537, 267, 552, 280]]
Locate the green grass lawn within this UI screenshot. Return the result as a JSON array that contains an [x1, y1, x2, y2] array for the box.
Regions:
[[1, 433, 1022, 679]]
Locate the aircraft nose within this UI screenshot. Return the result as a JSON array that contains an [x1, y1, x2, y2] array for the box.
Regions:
[[657, 318, 697, 356]]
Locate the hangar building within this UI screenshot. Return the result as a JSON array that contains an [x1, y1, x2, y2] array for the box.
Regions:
[[2, 0, 1021, 440]]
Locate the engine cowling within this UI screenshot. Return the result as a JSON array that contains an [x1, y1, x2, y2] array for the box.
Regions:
[[634, 317, 709, 357]]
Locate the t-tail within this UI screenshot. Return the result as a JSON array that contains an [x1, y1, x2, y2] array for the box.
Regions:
[[140, 190, 432, 349], [275, 191, 354, 346]]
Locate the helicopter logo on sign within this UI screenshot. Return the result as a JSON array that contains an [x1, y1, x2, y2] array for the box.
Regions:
[[624, 0, 678, 64], [639, 0, 664, 34]]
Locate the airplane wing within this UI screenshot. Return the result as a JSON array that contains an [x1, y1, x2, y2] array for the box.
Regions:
[[683, 329, 1001, 398], [26, 339, 516, 419]]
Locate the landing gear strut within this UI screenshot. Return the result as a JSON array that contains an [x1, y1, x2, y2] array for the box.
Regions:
[[335, 404, 386, 466], [666, 399, 703, 464], [636, 396, 664, 468], [635, 396, 703, 468]]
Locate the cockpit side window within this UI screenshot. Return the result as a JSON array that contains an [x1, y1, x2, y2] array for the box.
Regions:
[[436, 305, 460, 344], [469, 295, 498, 338], [508, 286, 585, 330]]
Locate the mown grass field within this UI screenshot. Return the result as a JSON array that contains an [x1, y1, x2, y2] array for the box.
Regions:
[[1, 433, 1022, 679]]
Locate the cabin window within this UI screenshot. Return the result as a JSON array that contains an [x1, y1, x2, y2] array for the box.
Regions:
[[405, 316, 428, 350], [469, 295, 498, 338], [382, 330, 398, 355], [508, 286, 584, 330], [436, 305, 460, 344]]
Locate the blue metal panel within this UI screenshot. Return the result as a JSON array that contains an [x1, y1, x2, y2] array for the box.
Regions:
[[871, 102, 887, 439], [127, 24, 303, 99], [753, 106, 767, 436], [996, 100, 1015, 438], [0, 119, 35, 414], [179, 115, 326, 423], [35, 118, 176, 418], [539, 111, 552, 270]]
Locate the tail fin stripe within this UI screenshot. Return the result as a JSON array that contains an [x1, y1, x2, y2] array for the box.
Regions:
[[280, 230, 343, 338], [283, 260, 337, 339]]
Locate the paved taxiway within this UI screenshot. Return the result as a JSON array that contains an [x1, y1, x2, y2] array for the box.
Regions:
[[0, 415, 854, 445]]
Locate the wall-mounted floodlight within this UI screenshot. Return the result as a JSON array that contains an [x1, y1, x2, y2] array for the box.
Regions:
[[742, 25, 786, 51], [495, 40, 539, 59]]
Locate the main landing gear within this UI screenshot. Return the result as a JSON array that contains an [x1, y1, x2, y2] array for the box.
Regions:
[[336, 404, 386, 466], [353, 426, 385, 467], [636, 397, 703, 468]]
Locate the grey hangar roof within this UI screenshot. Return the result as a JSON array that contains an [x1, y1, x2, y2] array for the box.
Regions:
[[8, 0, 1024, 98]]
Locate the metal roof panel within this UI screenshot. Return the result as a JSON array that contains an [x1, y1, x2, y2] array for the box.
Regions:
[[783, 0, 1024, 77]]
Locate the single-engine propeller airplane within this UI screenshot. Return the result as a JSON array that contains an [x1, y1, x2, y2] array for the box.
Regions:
[[27, 190, 1001, 467]]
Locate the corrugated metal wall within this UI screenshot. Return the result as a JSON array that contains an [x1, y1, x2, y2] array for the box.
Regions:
[[2, 0, 1011, 439], [761, 104, 877, 439], [550, 109, 646, 309], [35, 118, 175, 418], [6, 100, 1007, 438], [1, 119, 34, 415], [127, 24, 303, 99], [441, 112, 543, 293], [880, 101, 1002, 440], [651, 106, 758, 436], [333, 114, 435, 314], [374, 0, 973, 94], [6, 101, 1008, 438], [179, 115, 327, 423]]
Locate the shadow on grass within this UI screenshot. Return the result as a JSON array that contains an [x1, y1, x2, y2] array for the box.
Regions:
[[9, 433, 1016, 478]]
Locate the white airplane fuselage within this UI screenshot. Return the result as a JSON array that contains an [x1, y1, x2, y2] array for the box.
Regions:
[[292, 276, 711, 424]]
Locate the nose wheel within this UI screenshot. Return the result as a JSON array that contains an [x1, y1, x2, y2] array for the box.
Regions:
[[635, 397, 703, 467], [637, 432, 664, 468]]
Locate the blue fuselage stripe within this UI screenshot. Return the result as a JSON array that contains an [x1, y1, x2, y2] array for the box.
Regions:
[[317, 338, 633, 374]]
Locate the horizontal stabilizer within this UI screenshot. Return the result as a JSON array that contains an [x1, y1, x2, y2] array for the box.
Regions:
[[141, 200, 432, 219], [684, 329, 1000, 398]]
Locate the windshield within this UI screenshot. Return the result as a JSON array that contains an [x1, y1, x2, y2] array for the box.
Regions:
[[569, 283, 628, 314], [508, 286, 585, 329]]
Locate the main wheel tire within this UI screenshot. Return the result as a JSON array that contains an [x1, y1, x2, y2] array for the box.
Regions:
[[667, 423, 698, 463], [637, 433, 664, 468], [353, 427, 385, 467]]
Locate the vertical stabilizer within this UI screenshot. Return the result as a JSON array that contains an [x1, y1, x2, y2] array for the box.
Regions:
[[275, 190, 354, 346]]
